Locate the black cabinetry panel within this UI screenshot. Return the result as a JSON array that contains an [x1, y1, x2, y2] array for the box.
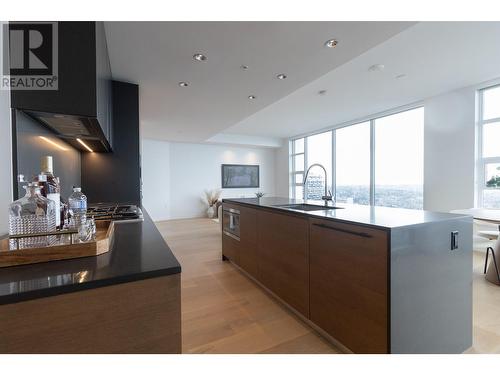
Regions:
[[81, 81, 140, 204], [10, 22, 112, 150]]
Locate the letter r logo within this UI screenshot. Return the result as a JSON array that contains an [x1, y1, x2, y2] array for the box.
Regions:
[[6, 22, 54, 75]]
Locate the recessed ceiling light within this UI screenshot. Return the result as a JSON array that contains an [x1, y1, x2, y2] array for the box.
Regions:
[[276, 73, 287, 80], [324, 39, 338, 48], [178, 81, 189, 87], [240, 65, 249, 70], [248, 95, 256, 100], [368, 64, 385, 72], [318, 90, 327, 96], [193, 53, 207, 62]]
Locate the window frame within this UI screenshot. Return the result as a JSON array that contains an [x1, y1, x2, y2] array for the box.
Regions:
[[290, 104, 424, 208], [291, 137, 306, 199], [477, 85, 500, 207]]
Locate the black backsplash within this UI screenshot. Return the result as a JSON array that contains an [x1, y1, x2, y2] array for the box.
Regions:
[[12, 110, 81, 201]]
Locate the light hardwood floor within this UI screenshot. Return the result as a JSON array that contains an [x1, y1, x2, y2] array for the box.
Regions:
[[467, 251, 500, 353], [155, 218, 338, 354], [156, 218, 500, 354]]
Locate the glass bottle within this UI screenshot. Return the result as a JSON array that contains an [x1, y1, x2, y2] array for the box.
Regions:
[[69, 187, 87, 231], [35, 156, 61, 229], [8, 182, 57, 250], [60, 196, 69, 229]]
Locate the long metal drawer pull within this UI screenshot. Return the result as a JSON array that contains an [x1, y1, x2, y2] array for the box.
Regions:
[[312, 223, 372, 238]]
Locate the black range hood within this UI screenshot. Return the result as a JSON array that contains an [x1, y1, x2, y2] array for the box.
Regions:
[[10, 21, 113, 152], [23, 110, 111, 153]]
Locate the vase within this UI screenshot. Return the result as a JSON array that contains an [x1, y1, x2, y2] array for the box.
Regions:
[[207, 205, 215, 218]]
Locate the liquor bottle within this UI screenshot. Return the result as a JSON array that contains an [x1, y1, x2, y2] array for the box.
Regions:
[[8, 182, 57, 249], [35, 156, 62, 229]]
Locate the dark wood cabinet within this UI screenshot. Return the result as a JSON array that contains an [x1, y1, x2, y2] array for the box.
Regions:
[[222, 231, 240, 264], [239, 206, 258, 278], [221, 203, 258, 274], [309, 218, 389, 353], [221, 203, 390, 352], [257, 210, 309, 317]]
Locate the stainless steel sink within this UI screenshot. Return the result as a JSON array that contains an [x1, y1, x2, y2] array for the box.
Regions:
[[274, 204, 343, 211]]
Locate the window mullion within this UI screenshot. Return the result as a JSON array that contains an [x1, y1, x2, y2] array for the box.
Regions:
[[332, 130, 336, 201], [369, 119, 375, 206], [481, 117, 500, 125], [482, 157, 500, 163], [303, 137, 308, 200], [477, 90, 484, 207]]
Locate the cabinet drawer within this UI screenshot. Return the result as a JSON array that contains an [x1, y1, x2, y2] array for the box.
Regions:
[[309, 218, 389, 353], [222, 230, 239, 264], [239, 206, 258, 278], [257, 210, 309, 317]]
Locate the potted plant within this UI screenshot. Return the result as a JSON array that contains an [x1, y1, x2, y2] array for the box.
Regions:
[[203, 189, 221, 218], [255, 191, 265, 198]]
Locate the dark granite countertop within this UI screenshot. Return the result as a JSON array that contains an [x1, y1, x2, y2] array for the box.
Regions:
[[0, 209, 180, 305], [223, 197, 471, 230]]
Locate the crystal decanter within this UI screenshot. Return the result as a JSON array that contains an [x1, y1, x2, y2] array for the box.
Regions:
[[8, 182, 57, 250]]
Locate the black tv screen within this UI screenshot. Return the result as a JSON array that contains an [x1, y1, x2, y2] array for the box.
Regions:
[[221, 164, 260, 188]]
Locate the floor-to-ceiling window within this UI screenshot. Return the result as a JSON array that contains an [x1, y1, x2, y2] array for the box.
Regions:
[[335, 122, 370, 205], [477, 84, 500, 208], [374, 108, 424, 209], [290, 106, 424, 209], [305, 131, 332, 200]]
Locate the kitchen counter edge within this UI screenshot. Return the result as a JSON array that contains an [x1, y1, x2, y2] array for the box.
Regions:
[[0, 208, 180, 305]]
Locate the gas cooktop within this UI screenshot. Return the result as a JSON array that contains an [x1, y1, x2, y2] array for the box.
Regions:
[[86, 203, 143, 222]]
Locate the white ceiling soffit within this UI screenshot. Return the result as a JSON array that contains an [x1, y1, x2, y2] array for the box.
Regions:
[[104, 21, 414, 143], [205, 133, 283, 148], [227, 21, 500, 138]]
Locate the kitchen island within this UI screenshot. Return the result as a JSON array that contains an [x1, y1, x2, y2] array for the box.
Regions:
[[222, 197, 473, 354], [0, 210, 181, 354]]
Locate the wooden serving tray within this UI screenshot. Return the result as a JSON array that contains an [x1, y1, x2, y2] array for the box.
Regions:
[[0, 220, 115, 268]]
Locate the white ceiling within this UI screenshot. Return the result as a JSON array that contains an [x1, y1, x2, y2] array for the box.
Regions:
[[227, 21, 500, 138], [104, 21, 413, 142], [105, 21, 500, 144]]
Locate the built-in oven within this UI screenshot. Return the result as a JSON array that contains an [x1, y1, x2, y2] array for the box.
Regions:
[[223, 207, 240, 241]]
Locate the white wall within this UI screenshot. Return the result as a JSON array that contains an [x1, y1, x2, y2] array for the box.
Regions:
[[0, 22, 12, 234], [141, 139, 171, 221], [141, 139, 277, 221], [423, 86, 477, 212]]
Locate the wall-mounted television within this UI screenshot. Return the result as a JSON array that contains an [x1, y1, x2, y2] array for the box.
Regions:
[[221, 164, 260, 188]]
